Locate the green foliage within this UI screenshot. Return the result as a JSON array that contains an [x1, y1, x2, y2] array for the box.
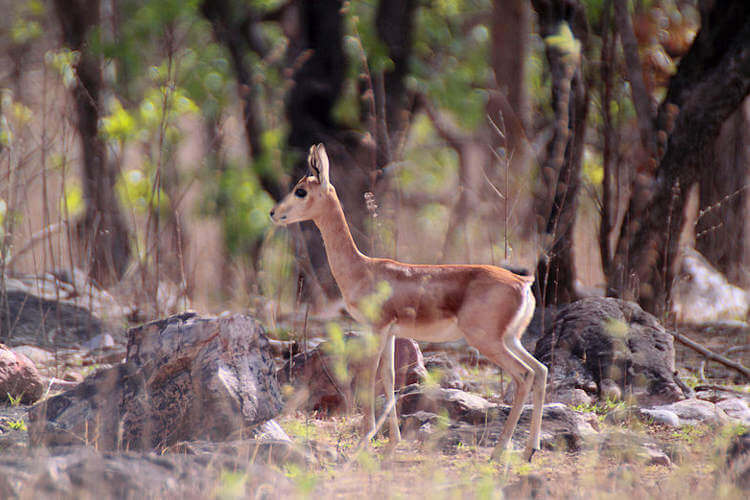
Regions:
[[62, 184, 84, 218], [116, 169, 170, 215], [544, 22, 582, 65], [6, 392, 23, 407], [582, 148, 604, 185], [6, 418, 26, 431], [202, 162, 275, 256], [572, 397, 627, 420], [216, 469, 247, 500], [45, 49, 80, 89], [284, 463, 318, 496], [412, 2, 491, 130], [0, 90, 34, 147]]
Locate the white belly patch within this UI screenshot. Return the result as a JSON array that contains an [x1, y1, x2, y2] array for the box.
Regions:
[[392, 317, 463, 342]]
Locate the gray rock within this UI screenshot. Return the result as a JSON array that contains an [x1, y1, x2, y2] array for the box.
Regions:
[[440, 403, 596, 454], [28, 313, 283, 451], [596, 431, 672, 466], [0, 445, 292, 499], [0, 290, 123, 348], [640, 408, 681, 427], [534, 297, 688, 405], [716, 398, 750, 426], [650, 398, 730, 426], [399, 387, 495, 425]]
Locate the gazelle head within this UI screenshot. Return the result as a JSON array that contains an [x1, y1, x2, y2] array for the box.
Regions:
[[270, 143, 333, 225]]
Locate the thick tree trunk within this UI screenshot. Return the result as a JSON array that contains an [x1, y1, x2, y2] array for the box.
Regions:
[[54, 0, 130, 283], [530, 0, 589, 305], [695, 97, 750, 288], [610, 2, 750, 315], [375, 0, 417, 155], [284, 0, 349, 301]]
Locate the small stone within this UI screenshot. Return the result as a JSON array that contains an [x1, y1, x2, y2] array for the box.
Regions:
[[0, 344, 44, 404], [640, 408, 680, 427]]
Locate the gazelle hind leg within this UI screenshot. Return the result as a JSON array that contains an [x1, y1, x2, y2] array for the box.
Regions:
[[477, 347, 534, 460], [507, 337, 547, 458], [363, 331, 389, 436]]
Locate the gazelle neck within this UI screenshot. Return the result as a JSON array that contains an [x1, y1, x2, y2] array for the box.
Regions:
[[312, 191, 369, 295]]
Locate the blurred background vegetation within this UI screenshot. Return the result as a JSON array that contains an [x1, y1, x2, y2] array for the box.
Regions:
[[0, 0, 748, 322]]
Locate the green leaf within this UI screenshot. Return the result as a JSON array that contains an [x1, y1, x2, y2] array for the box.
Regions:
[[544, 22, 582, 64]]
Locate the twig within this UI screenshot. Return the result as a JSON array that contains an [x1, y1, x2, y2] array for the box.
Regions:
[[671, 328, 750, 379]]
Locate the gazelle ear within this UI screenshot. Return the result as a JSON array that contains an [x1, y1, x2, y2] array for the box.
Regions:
[[308, 143, 330, 189]]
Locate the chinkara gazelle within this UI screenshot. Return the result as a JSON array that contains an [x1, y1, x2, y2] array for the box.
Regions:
[[270, 144, 547, 461]]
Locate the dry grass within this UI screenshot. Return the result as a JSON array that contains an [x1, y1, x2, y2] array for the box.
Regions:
[[272, 410, 746, 499]]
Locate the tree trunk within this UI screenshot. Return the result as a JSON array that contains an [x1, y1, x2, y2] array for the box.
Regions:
[[375, 0, 417, 156], [54, 0, 130, 284], [530, 0, 589, 305], [695, 97, 750, 288], [285, 0, 350, 301], [609, 2, 750, 315]]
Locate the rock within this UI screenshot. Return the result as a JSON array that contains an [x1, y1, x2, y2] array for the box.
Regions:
[[0, 344, 44, 404], [649, 398, 730, 426], [46, 377, 80, 393], [394, 338, 428, 388], [422, 352, 476, 391], [671, 248, 750, 323], [534, 297, 688, 405], [80, 333, 115, 352], [28, 313, 283, 451], [0, 405, 30, 451], [716, 398, 750, 426], [165, 438, 315, 467], [399, 387, 495, 425], [9, 345, 55, 367], [277, 334, 427, 413], [0, 290, 124, 348], [597, 431, 672, 466], [439, 403, 596, 454], [400, 411, 447, 441], [555, 388, 593, 407], [639, 408, 681, 427], [0, 445, 293, 498]]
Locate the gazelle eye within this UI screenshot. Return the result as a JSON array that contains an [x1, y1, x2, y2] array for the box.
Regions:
[[294, 188, 307, 198]]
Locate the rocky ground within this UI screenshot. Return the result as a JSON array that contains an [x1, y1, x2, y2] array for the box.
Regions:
[[0, 271, 748, 498]]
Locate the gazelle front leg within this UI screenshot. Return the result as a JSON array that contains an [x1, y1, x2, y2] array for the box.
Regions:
[[361, 325, 401, 448], [381, 331, 402, 446]]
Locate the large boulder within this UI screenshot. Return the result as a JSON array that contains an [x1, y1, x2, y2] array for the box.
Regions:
[[398, 386, 597, 453], [1, 276, 125, 348], [534, 297, 688, 405], [277, 334, 427, 413], [0, 344, 44, 404], [28, 313, 283, 450]]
